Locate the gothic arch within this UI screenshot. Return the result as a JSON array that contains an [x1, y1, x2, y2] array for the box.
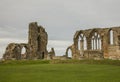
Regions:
[[89, 30, 102, 50], [108, 29, 114, 45], [76, 30, 87, 50], [89, 29, 101, 38], [66, 46, 72, 57], [21, 46, 26, 54]]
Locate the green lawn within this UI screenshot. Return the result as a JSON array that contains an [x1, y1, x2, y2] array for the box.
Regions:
[[0, 61, 120, 82]]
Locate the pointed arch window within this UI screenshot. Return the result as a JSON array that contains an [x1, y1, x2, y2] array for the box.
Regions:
[[91, 32, 101, 50], [109, 30, 114, 45]]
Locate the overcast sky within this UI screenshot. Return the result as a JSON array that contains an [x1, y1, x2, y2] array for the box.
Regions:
[[0, 0, 120, 58]]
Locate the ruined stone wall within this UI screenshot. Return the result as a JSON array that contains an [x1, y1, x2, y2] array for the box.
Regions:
[[3, 43, 29, 60], [28, 22, 48, 59], [3, 22, 48, 60], [48, 48, 55, 59], [66, 27, 120, 60]]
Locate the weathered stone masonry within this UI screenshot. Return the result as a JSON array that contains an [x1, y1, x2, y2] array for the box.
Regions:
[[3, 22, 48, 60], [66, 27, 120, 60], [3, 22, 120, 60]]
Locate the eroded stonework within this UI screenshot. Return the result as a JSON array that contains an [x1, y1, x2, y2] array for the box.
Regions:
[[3, 22, 48, 60], [3, 22, 120, 60], [66, 27, 120, 60], [48, 48, 55, 59]]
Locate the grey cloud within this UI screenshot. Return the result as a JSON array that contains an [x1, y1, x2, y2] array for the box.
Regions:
[[0, 26, 27, 39]]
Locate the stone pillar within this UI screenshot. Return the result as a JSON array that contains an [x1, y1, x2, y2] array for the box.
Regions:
[[80, 40, 84, 56], [118, 36, 120, 49], [74, 38, 78, 50], [87, 37, 91, 50], [98, 38, 100, 50], [95, 38, 97, 50], [28, 22, 38, 58], [93, 39, 95, 50], [101, 36, 104, 51]]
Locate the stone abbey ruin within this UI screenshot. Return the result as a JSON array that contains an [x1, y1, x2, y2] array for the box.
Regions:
[[3, 22, 120, 60], [3, 22, 49, 60], [66, 27, 120, 60]]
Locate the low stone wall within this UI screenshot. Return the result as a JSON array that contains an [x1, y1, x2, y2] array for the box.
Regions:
[[108, 45, 120, 60], [83, 50, 103, 59], [52, 56, 67, 60]]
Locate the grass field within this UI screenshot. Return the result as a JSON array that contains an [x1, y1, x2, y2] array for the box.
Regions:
[[0, 60, 120, 82]]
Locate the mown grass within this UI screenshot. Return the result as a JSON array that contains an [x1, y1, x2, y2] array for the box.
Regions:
[[0, 59, 50, 65], [0, 59, 120, 82], [50, 59, 120, 66]]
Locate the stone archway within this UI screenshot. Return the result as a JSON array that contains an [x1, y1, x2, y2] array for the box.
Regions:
[[21, 46, 27, 59], [68, 49, 72, 58], [66, 46, 73, 58], [21, 47, 26, 54], [90, 32, 102, 50], [109, 29, 114, 45]]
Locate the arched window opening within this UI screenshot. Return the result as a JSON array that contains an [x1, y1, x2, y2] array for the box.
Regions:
[[91, 36, 94, 50], [91, 32, 101, 50], [98, 35, 101, 50], [21, 47, 26, 55], [80, 34, 84, 37], [78, 33, 87, 51], [110, 30, 114, 45], [78, 37, 81, 50], [68, 49, 72, 58], [78, 33, 83, 50], [95, 32, 97, 36]]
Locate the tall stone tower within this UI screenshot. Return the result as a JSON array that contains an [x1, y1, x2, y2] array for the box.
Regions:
[[28, 22, 48, 59]]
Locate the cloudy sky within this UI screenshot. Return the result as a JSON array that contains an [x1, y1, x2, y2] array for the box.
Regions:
[[0, 0, 120, 58]]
